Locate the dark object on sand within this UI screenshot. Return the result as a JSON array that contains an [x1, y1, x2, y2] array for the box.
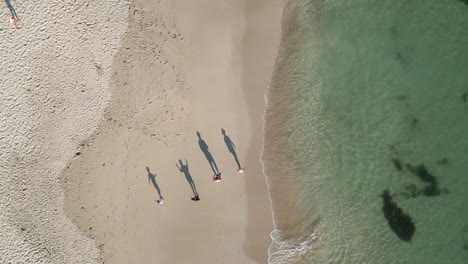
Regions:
[[381, 190, 415, 242], [213, 173, 222, 182]]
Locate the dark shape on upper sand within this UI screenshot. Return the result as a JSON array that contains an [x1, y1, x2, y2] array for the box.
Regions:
[[404, 163, 440, 196], [462, 92, 467, 102], [460, 0, 468, 6], [381, 190, 415, 242], [391, 158, 403, 171]]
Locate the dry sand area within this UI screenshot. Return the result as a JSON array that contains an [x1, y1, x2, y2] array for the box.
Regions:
[[2, 0, 282, 263], [1, 0, 127, 263]]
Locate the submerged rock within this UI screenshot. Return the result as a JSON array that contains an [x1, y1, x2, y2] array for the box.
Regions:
[[436, 158, 449, 166], [404, 163, 440, 196], [381, 190, 415, 242], [463, 226, 468, 250], [399, 184, 421, 199], [390, 25, 399, 39], [391, 158, 403, 171], [411, 118, 419, 129], [390, 157, 448, 198], [395, 51, 409, 65]]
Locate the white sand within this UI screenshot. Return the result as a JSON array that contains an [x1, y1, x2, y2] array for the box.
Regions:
[[63, 0, 283, 263], [1, 0, 283, 263], [0, 1, 127, 263]]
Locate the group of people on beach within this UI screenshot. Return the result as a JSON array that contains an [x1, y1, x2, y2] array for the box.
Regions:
[[151, 129, 245, 205], [6, 0, 64, 31]]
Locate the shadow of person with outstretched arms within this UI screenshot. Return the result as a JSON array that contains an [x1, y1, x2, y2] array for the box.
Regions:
[[176, 159, 200, 201], [196, 131, 220, 175]]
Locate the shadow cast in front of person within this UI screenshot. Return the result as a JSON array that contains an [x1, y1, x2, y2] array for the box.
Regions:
[[5, 0, 18, 19], [196, 131, 220, 175], [221, 128, 243, 171], [146, 167, 163, 200], [176, 159, 200, 201]]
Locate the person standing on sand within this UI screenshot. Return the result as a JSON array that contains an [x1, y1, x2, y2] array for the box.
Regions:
[[156, 197, 165, 204], [213, 172, 222, 182], [8, 15, 19, 31]]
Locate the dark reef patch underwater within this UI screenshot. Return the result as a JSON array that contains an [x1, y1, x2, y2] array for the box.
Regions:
[[264, 0, 468, 263], [389, 156, 448, 198], [380, 190, 415, 242], [404, 163, 443, 197], [463, 226, 468, 250]]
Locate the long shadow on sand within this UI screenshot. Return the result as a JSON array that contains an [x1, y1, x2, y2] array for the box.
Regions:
[[146, 167, 163, 199], [5, 0, 18, 18], [176, 159, 199, 199], [221, 128, 243, 170], [196, 131, 220, 175]]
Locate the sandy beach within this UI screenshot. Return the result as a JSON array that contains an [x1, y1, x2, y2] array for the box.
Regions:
[[1, 0, 281, 263], [4, 1, 462, 263], [60, 0, 283, 263], [1, 1, 127, 263]]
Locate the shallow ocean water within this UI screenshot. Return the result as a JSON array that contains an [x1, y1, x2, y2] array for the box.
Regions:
[[263, 0, 468, 263]]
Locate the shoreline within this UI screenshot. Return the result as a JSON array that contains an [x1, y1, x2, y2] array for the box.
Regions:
[[62, 0, 283, 263], [240, 0, 284, 261]]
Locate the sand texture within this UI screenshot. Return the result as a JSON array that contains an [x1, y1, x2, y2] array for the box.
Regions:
[[63, 0, 282, 263], [0, 1, 128, 263], [1, 0, 282, 263]]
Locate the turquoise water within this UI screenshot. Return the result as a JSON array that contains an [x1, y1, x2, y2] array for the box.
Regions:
[[263, 0, 468, 263]]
